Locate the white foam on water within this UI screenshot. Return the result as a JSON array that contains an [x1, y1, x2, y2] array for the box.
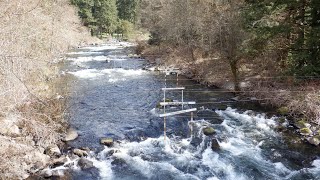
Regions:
[[68, 69, 105, 79], [274, 162, 292, 175], [64, 102, 307, 179], [80, 42, 134, 52], [207, 177, 220, 180], [202, 148, 248, 180], [216, 107, 277, 135], [308, 159, 320, 176], [89, 157, 113, 180], [67, 51, 105, 55], [68, 68, 145, 80]]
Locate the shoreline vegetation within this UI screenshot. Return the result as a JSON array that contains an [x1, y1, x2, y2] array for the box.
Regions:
[[0, 0, 99, 178], [132, 0, 320, 146]]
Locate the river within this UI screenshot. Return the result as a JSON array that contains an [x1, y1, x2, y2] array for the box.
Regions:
[[60, 41, 320, 180]]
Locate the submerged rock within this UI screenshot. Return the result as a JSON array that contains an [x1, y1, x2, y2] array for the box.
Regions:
[[100, 137, 114, 147], [214, 104, 228, 110], [211, 138, 220, 151], [73, 148, 88, 157], [105, 149, 120, 157], [64, 128, 78, 141], [203, 127, 216, 136], [78, 158, 94, 170], [197, 110, 223, 124]]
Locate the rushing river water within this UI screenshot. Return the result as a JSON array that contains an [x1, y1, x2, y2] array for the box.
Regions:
[[61, 41, 320, 180]]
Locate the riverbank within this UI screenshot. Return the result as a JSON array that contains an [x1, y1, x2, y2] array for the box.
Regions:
[[137, 42, 320, 147], [0, 0, 100, 178]]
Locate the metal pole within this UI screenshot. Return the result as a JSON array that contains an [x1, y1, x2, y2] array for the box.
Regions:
[[164, 89, 166, 141], [191, 112, 193, 121], [176, 73, 179, 87], [164, 65, 167, 141], [181, 90, 184, 110]]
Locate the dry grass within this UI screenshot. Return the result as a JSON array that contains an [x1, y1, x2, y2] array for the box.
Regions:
[[0, 0, 100, 178], [244, 79, 320, 124]]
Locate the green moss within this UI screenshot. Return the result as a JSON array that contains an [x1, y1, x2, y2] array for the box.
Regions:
[[300, 128, 312, 136], [277, 117, 286, 124], [203, 127, 216, 136], [295, 120, 307, 129], [277, 107, 289, 115], [164, 98, 173, 102]]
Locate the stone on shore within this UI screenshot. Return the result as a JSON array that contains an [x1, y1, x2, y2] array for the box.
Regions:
[[45, 145, 61, 157], [308, 136, 320, 146], [51, 156, 68, 167], [64, 128, 78, 141]]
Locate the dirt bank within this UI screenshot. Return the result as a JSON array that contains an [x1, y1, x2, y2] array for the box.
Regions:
[[0, 0, 100, 179]]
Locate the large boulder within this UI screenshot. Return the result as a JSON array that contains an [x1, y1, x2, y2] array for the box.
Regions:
[[211, 138, 220, 151], [78, 158, 94, 170], [100, 137, 114, 147], [45, 145, 61, 157], [41, 169, 53, 178], [64, 128, 78, 141], [73, 148, 88, 157], [51, 156, 68, 167], [203, 127, 216, 136]]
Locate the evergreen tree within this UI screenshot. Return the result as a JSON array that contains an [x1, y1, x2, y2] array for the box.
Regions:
[[93, 0, 118, 35], [116, 0, 139, 24], [71, 0, 118, 36], [243, 0, 320, 76]]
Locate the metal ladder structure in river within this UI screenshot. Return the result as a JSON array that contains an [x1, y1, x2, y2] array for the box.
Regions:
[[158, 67, 197, 141]]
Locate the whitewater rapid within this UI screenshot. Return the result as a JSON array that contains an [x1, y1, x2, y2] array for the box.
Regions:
[[59, 41, 320, 180]]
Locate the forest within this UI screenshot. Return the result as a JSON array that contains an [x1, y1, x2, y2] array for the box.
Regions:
[[72, 0, 320, 122]]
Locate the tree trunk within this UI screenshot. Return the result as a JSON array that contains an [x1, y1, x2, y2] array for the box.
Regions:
[[229, 59, 240, 92]]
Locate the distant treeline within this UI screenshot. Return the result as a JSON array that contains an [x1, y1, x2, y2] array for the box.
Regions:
[[71, 0, 139, 38]]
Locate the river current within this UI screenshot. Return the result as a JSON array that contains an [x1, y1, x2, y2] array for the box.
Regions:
[[59, 41, 320, 180]]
